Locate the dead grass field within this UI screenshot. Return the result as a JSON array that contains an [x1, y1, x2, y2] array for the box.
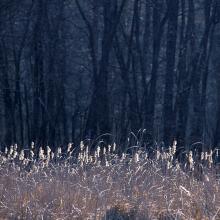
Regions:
[[0, 142, 220, 219]]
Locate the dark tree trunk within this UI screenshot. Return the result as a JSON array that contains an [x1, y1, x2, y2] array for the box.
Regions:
[[190, 0, 215, 144], [175, 0, 195, 148], [32, 0, 46, 146], [83, 0, 127, 140], [163, 0, 179, 147], [144, 0, 167, 135], [24, 84, 31, 145], [0, 40, 16, 146]]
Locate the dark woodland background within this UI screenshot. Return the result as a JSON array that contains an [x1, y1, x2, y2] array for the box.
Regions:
[[1, 0, 220, 151]]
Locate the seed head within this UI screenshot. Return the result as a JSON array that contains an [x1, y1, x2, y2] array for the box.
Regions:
[[135, 153, 139, 163], [31, 142, 35, 149], [19, 150, 25, 161], [97, 146, 100, 158], [30, 150, 34, 159], [113, 143, 116, 152], [103, 147, 106, 155], [39, 147, 45, 160], [80, 141, 84, 151], [4, 147, 8, 155], [67, 143, 73, 153], [9, 146, 14, 155], [57, 147, 62, 158]]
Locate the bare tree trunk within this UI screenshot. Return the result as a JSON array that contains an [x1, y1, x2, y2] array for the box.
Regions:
[[24, 84, 31, 145], [163, 0, 179, 147], [175, 0, 195, 149], [144, 0, 167, 135], [76, 0, 128, 140], [32, 0, 46, 146], [190, 0, 215, 144], [0, 40, 16, 145]]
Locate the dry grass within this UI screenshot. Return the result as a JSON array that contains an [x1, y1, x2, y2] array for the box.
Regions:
[[0, 142, 220, 219]]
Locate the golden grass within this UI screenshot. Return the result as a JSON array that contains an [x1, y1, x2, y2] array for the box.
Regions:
[[0, 143, 219, 219]]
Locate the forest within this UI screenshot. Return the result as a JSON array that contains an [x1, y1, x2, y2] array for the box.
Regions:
[[1, 0, 220, 152], [1, 1, 220, 219]]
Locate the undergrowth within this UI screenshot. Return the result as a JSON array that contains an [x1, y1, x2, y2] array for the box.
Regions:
[[0, 141, 220, 219]]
